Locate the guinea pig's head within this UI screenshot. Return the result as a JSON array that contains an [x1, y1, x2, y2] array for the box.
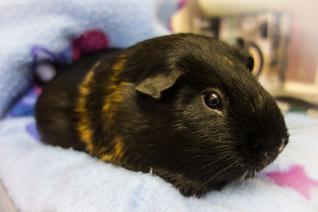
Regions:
[[120, 33, 289, 194]]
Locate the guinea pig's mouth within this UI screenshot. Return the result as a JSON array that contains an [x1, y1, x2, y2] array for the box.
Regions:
[[237, 141, 287, 177], [237, 162, 270, 180]]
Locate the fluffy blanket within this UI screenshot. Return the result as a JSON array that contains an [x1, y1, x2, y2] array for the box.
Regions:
[[1, 0, 318, 211], [0, 0, 182, 117], [1, 114, 318, 211]]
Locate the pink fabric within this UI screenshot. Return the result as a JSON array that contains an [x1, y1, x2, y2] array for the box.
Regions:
[[178, 0, 187, 9], [266, 165, 318, 200], [72, 29, 109, 60]]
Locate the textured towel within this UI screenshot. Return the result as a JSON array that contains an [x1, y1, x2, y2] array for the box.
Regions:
[[1, 1, 318, 211], [0, 0, 181, 116], [0, 113, 318, 211]]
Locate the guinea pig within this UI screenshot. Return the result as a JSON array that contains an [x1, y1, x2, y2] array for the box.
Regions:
[[35, 33, 289, 197]]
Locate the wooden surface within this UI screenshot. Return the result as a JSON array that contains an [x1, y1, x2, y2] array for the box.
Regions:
[[0, 181, 16, 212]]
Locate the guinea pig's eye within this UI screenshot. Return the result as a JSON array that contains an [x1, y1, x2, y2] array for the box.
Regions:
[[203, 92, 222, 110], [246, 56, 254, 72]]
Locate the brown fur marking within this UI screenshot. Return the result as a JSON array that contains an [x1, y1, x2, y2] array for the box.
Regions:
[[102, 57, 127, 126], [99, 135, 124, 163], [75, 62, 101, 153]]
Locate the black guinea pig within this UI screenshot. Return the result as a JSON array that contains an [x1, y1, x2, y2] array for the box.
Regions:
[[35, 33, 289, 197]]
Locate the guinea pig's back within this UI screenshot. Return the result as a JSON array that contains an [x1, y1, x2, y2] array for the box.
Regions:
[[35, 48, 121, 150]]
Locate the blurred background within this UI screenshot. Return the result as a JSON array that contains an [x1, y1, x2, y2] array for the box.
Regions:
[[172, 0, 318, 116]]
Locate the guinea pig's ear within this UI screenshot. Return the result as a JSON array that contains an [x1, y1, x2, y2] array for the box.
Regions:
[[234, 38, 254, 72], [135, 69, 183, 99]]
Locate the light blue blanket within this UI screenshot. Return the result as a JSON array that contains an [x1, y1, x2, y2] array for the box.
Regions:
[[0, 0, 180, 117], [1, 0, 318, 211], [1, 114, 318, 211]]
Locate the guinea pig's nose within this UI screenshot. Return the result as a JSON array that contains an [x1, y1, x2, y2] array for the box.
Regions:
[[279, 138, 288, 153], [278, 143, 285, 153]]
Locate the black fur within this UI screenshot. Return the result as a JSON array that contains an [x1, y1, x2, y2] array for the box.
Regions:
[[35, 34, 289, 197]]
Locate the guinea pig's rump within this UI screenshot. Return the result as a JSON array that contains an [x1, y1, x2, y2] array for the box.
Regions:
[[35, 49, 122, 150]]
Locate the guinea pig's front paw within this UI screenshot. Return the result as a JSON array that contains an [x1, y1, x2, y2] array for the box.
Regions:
[[154, 169, 210, 197], [176, 179, 228, 197], [176, 180, 210, 197]]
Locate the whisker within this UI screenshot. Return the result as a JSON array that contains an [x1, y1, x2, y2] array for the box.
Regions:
[[198, 161, 240, 190], [198, 155, 231, 171], [288, 124, 318, 130], [240, 170, 249, 181]]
